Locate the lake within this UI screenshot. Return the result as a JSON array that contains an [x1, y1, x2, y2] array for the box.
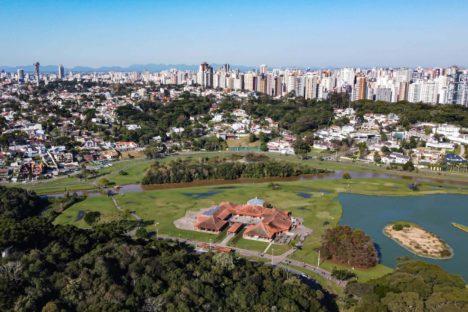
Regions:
[[339, 193, 468, 281]]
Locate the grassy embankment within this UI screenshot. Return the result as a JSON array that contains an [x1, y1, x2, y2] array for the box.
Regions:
[[451, 222, 468, 233]]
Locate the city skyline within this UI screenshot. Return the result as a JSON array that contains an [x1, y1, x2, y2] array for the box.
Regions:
[[1, 0, 468, 67]]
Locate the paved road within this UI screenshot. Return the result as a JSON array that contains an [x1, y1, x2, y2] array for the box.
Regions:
[[157, 234, 346, 287]]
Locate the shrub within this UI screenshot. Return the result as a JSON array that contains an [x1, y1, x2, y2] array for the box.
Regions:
[[84, 211, 101, 225], [332, 268, 357, 281]]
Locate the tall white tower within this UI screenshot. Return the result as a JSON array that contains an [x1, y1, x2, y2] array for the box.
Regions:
[[33, 62, 40, 86]]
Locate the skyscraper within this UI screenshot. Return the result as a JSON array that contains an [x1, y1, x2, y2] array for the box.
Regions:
[[258, 74, 268, 94], [198, 62, 213, 88], [17, 68, 25, 83], [33, 62, 40, 86], [58, 64, 65, 80], [259, 64, 268, 74], [354, 75, 367, 100]]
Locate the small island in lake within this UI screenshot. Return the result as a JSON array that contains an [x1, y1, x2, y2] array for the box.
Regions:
[[451, 222, 468, 233], [383, 221, 453, 259]]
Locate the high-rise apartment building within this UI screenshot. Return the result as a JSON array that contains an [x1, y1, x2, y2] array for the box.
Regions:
[[259, 64, 268, 74], [58, 64, 65, 80]]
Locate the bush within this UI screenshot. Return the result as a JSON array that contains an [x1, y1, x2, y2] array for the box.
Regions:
[[392, 224, 404, 231], [342, 172, 352, 179], [84, 211, 101, 225], [136, 227, 148, 239], [97, 178, 110, 187], [332, 268, 357, 281], [119, 170, 128, 176]]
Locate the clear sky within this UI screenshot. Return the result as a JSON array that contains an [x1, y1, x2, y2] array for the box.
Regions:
[[1, 0, 467, 68]]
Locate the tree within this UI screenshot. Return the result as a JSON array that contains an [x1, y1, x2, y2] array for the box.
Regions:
[[346, 260, 468, 312], [135, 227, 148, 239], [357, 142, 368, 159], [97, 178, 110, 188], [41, 302, 60, 312], [331, 268, 357, 281], [293, 138, 311, 156], [144, 142, 166, 159], [402, 161, 415, 171], [84, 211, 101, 225], [342, 172, 352, 179], [373, 151, 382, 163], [320, 226, 378, 268]]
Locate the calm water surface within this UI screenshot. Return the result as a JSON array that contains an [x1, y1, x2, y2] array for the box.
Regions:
[[339, 193, 468, 281]]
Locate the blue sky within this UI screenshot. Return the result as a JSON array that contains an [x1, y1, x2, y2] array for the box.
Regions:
[[1, 0, 467, 67]]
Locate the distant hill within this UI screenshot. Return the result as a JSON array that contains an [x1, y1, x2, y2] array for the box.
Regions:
[[0, 63, 261, 73]]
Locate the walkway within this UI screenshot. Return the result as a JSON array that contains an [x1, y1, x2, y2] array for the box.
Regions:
[[111, 196, 142, 236], [219, 233, 235, 246]]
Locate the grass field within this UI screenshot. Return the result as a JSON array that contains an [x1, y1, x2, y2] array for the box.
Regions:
[[54, 196, 122, 227], [52, 176, 468, 283], [12, 150, 468, 195], [226, 136, 261, 148]]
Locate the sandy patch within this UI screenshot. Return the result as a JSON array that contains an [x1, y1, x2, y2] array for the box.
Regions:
[[384, 223, 453, 259]]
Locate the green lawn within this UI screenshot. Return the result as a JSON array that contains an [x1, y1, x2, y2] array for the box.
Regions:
[[54, 196, 122, 228], [12, 151, 468, 196], [51, 171, 468, 284]]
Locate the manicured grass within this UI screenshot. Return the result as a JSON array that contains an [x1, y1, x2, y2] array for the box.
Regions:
[[13, 151, 468, 196], [54, 196, 122, 228], [229, 238, 269, 252], [52, 174, 468, 283]]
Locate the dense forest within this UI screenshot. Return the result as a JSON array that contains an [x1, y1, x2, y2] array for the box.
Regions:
[[142, 155, 329, 185], [0, 187, 332, 312], [345, 259, 468, 311], [320, 226, 378, 269]]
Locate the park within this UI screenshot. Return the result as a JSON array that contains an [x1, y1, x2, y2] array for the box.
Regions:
[[50, 152, 468, 295]]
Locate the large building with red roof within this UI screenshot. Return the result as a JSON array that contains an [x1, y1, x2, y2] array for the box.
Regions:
[[194, 199, 293, 241]]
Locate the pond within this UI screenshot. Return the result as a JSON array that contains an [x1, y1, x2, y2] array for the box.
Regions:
[[338, 193, 468, 281]]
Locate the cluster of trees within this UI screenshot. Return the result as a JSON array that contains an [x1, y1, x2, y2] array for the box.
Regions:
[[0, 186, 45, 220], [320, 226, 379, 269], [142, 156, 329, 185], [0, 187, 332, 311], [244, 95, 334, 134], [345, 259, 468, 311], [351, 100, 468, 128], [115, 92, 214, 145]]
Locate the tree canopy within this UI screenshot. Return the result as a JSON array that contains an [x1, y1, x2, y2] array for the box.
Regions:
[[345, 259, 468, 312]]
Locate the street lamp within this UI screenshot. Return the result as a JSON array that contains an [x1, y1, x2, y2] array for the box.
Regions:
[[209, 238, 212, 251], [155, 222, 159, 240]]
